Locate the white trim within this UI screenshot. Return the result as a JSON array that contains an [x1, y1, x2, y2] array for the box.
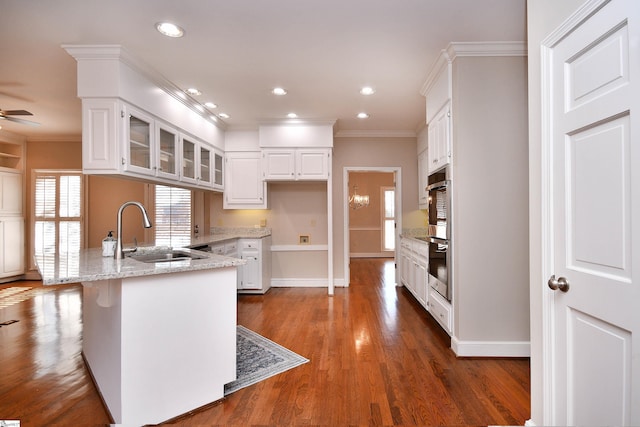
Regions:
[[451, 337, 531, 358], [446, 41, 527, 60], [343, 167, 402, 288], [334, 129, 417, 139], [271, 278, 328, 288], [421, 41, 527, 96]]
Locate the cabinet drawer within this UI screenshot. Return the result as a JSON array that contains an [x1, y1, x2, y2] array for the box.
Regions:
[[240, 240, 260, 250], [428, 288, 452, 333], [413, 241, 428, 258], [224, 241, 238, 254], [209, 243, 225, 254]]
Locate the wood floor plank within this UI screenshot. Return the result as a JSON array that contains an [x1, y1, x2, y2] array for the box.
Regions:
[[0, 259, 530, 425]]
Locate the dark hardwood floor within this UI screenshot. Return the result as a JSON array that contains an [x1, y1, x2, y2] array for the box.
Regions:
[[0, 259, 530, 426]]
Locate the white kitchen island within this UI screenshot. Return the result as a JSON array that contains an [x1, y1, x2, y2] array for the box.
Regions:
[[35, 247, 244, 426]]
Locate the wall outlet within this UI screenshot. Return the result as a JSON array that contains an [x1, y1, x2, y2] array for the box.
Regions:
[[260, 219, 267, 227], [299, 235, 310, 244]]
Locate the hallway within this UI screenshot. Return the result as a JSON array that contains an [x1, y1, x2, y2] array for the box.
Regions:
[[0, 258, 530, 425]]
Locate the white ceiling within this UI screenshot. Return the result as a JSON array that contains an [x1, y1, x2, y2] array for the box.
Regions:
[[0, 0, 526, 140]]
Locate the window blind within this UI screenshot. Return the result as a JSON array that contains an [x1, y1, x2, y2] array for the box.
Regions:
[[155, 185, 192, 247]]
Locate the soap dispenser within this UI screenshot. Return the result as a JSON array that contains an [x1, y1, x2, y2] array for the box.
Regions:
[[102, 231, 116, 257]]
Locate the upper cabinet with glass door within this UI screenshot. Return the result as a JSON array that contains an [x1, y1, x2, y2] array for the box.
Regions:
[[123, 105, 155, 177], [181, 136, 197, 185], [155, 123, 179, 180], [81, 99, 222, 191]]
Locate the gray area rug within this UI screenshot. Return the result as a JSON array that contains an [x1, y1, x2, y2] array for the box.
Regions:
[[224, 325, 309, 396]]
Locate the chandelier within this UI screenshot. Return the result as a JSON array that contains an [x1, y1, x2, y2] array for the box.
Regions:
[[349, 186, 370, 209]]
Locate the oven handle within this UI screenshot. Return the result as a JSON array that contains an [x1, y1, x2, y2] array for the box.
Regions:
[[426, 180, 450, 192], [427, 236, 449, 245]]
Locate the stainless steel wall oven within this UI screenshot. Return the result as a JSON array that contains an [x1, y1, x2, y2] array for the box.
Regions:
[[426, 175, 451, 301]]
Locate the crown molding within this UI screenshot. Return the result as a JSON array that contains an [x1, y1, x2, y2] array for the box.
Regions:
[[334, 129, 416, 139], [26, 134, 82, 143], [0, 128, 27, 144], [420, 41, 527, 96], [63, 44, 227, 131]]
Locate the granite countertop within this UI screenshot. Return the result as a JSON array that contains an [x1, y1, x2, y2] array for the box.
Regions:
[[186, 227, 271, 248], [35, 247, 247, 286], [35, 227, 272, 285]]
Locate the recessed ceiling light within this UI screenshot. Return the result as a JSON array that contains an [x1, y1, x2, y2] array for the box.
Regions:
[[287, 113, 298, 118], [185, 88, 201, 96], [272, 87, 287, 96], [218, 113, 230, 119], [156, 22, 185, 38], [357, 112, 370, 119], [204, 102, 218, 109], [360, 86, 375, 95]]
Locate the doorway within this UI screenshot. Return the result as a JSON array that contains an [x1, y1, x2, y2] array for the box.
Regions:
[[343, 167, 402, 286]]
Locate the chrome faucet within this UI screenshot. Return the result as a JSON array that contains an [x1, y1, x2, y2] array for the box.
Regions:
[[115, 201, 152, 260]]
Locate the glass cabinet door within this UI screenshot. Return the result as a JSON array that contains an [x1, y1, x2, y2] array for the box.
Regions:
[[214, 151, 223, 188], [199, 145, 211, 186], [157, 125, 178, 178], [182, 138, 196, 182], [127, 113, 152, 174]]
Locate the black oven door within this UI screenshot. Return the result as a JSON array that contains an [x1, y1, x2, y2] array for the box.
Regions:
[[428, 236, 450, 301]]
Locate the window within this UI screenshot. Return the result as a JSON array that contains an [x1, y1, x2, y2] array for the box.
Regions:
[[33, 171, 83, 274], [154, 185, 192, 247], [382, 187, 395, 251]]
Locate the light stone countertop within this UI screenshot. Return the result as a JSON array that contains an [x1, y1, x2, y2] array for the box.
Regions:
[[35, 228, 272, 286]]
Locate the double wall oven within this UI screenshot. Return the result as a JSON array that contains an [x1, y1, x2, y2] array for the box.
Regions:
[[426, 172, 451, 301]]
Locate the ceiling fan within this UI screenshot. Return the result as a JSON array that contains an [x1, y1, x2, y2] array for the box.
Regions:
[[0, 108, 40, 126]]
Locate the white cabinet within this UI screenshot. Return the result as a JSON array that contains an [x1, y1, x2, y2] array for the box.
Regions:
[[399, 237, 429, 310], [82, 98, 222, 191], [0, 172, 22, 215], [0, 136, 25, 280], [224, 152, 267, 209], [427, 103, 451, 174], [417, 149, 429, 207], [237, 237, 271, 294], [427, 287, 452, 334], [0, 217, 24, 278], [155, 122, 180, 180], [123, 105, 155, 177], [180, 134, 222, 189], [262, 148, 330, 181]]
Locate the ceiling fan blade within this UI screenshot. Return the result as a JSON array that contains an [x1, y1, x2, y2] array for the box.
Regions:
[[0, 116, 40, 126], [0, 109, 33, 116]]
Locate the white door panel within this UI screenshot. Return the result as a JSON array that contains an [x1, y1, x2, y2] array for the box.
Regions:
[[545, 0, 639, 424]]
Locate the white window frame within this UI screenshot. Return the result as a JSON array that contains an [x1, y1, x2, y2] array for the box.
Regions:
[[381, 186, 395, 252], [31, 169, 85, 270]]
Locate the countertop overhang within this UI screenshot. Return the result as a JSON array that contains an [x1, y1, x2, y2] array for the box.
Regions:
[[35, 229, 272, 286]]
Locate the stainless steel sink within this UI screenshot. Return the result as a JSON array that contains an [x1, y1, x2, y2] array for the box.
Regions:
[[129, 249, 207, 263]]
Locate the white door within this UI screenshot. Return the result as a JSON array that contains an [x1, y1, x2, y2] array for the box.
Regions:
[[545, 0, 639, 424]]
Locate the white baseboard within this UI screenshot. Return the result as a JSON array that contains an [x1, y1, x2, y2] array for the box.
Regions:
[[451, 337, 530, 357], [524, 419, 536, 426]]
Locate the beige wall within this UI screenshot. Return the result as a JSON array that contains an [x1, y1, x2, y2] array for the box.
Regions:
[[25, 140, 149, 271], [333, 137, 424, 279], [210, 181, 329, 281]]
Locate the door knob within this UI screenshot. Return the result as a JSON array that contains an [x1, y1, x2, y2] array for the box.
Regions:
[[548, 275, 570, 292]]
